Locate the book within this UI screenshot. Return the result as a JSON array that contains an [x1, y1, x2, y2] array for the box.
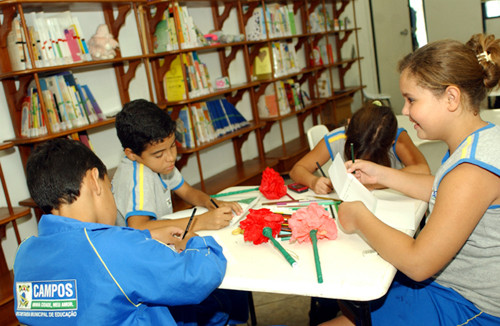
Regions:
[[254, 47, 272, 80], [167, 4, 179, 50], [245, 6, 266, 41], [200, 102, 217, 141], [60, 72, 95, 123], [164, 55, 186, 101], [190, 103, 207, 143], [20, 97, 31, 137], [6, 18, 27, 71], [177, 106, 195, 148], [46, 16, 72, 64], [264, 94, 278, 117], [56, 75, 86, 127], [78, 131, 93, 150], [44, 75, 72, 129], [80, 85, 105, 120], [38, 79, 62, 132], [287, 4, 297, 35], [220, 99, 249, 130], [328, 153, 416, 230], [154, 18, 169, 53], [64, 28, 83, 62]]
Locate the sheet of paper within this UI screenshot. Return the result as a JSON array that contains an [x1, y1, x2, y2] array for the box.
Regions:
[[328, 153, 415, 230], [159, 194, 261, 226], [329, 153, 376, 210]]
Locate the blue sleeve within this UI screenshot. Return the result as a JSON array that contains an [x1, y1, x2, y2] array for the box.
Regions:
[[393, 127, 405, 163], [90, 228, 227, 306]]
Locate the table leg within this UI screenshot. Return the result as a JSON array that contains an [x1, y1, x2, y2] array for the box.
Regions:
[[248, 292, 257, 326], [338, 299, 372, 326]]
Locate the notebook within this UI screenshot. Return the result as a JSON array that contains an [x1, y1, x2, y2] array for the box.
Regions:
[[328, 153, 416, 230]]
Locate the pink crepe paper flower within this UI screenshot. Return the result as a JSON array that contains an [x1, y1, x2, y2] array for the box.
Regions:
[[288, 202, 337, 243], [239, 208, 284, 245], [259, 167, 287, 199]]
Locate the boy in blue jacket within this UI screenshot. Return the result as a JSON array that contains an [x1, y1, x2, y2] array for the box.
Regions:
[[13, 139, 232, 325]]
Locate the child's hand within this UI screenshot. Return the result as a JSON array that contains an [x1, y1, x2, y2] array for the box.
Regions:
[[337, 201, 370, 233], [208, 198, 243, 216], [311, 176, 333, 194], [345, 159, 380, 185], [175, 231, 197, 252], [198, 207, 233, 230], [150, 226, 198, 253], [218, 200, 243, 215]]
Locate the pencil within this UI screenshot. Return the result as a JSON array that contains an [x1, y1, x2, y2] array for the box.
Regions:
[[210, 198, 219, 208], [350, 143, 356, 174], [316, 162, 326, 177], [182, 208, 197, 239], [350, 143, 355, 164]]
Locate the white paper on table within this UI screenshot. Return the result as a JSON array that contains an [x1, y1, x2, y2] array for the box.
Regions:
[[159, 195, 260, 226], [328, 153, 415, 230]]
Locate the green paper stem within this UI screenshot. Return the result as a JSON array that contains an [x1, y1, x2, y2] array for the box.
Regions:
[[262, 227, 297, 268], [310, 229, 323, 283], [210, 187, 260, 198]]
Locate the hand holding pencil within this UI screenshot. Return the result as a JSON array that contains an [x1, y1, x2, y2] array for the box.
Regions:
[[311, 162, 333, 194], [150, 226, 193, 252]]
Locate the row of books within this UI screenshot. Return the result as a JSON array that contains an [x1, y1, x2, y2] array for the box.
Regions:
[[308, 6, 335, 33], [153, 3, 207, 52], [316, 73, 333, 98], [245, 4, 297, 41], [310, 44, 334, 66], [254, 41, 300, 80], [21, 71, 104, 137], [7, 12, 91, 71], [258, 80, 311, 118], [164, 52, 212, 102], [68, 131, 94, 150], [173, 98, 249, 148]]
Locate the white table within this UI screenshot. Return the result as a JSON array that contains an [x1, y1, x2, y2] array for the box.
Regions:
[[199, 186, 427, 303]]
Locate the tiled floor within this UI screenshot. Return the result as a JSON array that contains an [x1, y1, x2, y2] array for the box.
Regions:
[[250, 292, 311, 326]]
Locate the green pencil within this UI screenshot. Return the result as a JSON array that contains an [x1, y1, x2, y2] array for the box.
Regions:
[[350, 143, 355, 164], [350, 143, 356, 174]]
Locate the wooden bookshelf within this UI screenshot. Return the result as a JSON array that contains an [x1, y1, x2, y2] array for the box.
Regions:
[[1, 0, 364, 203]]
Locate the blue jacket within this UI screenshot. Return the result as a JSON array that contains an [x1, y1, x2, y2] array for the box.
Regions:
[[13, 214, 227, 325]]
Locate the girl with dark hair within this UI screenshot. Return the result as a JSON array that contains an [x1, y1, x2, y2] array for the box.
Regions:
[[290, 101, 430, 194]]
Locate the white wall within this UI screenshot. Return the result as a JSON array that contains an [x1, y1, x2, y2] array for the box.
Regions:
[[424, 0, 483, 43]]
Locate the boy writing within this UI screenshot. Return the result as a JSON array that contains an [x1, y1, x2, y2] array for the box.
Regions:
[[112, 99, 242, 231], [13, 138, 230, 325]]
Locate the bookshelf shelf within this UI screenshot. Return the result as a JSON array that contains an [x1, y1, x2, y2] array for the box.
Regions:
[[177, 120, 265, 154], [0, 55, 145, 80], [7, 118, 115, 146]]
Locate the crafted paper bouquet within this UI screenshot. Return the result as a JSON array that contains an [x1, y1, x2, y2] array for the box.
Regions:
[[289, 202, 337, 283], [259, 167, 287, 199], [238, 167, 338, 280]]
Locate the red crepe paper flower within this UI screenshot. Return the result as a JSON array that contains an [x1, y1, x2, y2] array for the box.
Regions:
[[259, 167, 287, 199], [240, 208, 285, 245], [288, 203, 338, 243]]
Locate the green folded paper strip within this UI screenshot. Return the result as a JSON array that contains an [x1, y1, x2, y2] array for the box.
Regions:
[[262, 227, 297, 268]]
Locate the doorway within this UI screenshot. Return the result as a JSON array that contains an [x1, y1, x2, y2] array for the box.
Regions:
[[370, 0, 427, 114]]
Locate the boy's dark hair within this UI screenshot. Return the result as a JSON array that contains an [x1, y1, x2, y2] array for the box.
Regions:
[[26, 138, 107, 214], [115, 99, 177, 155], [344, 101, 397, 167]]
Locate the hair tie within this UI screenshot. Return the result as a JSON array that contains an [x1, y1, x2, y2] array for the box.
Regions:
[[477, 51, 492, 64], [372, 100, 382, 107]]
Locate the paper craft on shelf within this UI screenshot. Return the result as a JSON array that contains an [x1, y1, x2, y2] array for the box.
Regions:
[[328, 153, 416, 230]]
